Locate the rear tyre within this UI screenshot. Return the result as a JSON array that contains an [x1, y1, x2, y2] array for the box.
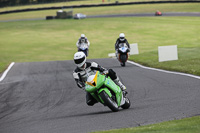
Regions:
[[99, 91, 119, 112], [121, 97, 131, 109]]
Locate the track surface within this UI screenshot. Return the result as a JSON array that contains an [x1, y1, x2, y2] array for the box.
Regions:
[[0, 58, 200, 133]]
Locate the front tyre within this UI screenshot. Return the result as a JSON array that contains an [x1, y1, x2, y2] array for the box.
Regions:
[[121, 97, 131, 109], [120, 54, 127, 67], [99, 91, 119, 112], [121, 62, 125, 67], [78, 49, 88, 57]]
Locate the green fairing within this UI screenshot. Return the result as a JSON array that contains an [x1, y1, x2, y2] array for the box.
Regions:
[[104, 78, 122, 106], [85, 71, 107, 103], [85, 71, 123, 106], [90, 92, 103, 103], [85, 71, 105, 93], [98, 88, 112, 97]]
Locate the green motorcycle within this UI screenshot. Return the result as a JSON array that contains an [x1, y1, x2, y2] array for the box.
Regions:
[[85, 71, 130, 112]]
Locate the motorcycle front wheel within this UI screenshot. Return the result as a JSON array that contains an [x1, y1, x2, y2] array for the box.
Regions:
[[119, 54, 127, 67], [99, 91, 119, 112], [121, 97, 131, 109], [121, 62, 126, 67]]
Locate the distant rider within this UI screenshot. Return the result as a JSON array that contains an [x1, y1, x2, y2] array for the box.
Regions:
[[115, 33, 130, 56], [72, 51, 127, 106], [76, 34, 90, 56]]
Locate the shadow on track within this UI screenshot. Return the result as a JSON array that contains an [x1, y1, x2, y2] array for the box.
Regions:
[[45, 110, 113, 121], [45, 107, 134, 121]]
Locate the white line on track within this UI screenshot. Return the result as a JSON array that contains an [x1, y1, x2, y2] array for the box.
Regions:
[[0, 62, 15, 82], [127, 60, 200, 80]]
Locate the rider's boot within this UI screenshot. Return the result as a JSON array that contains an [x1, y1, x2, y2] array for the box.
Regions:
[[113, 77, 127, 96]]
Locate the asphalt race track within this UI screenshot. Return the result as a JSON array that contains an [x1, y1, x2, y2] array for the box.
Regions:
[[0, 58, 200, 133]]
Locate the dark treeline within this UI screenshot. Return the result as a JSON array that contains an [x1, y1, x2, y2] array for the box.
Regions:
[[0, 0, 79, 7]]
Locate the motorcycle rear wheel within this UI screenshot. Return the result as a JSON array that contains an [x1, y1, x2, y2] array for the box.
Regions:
[[99, 91, 119, 112]]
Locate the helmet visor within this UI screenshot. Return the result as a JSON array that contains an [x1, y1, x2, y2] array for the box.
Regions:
[[120, 37, 124, 41], [81, 39, 85, 43], [74, 56, 85, 65]]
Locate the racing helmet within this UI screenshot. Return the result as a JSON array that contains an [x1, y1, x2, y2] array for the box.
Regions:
[[119, 33, 125, 41], [81, 34, 86, 43], [74, 52, 86, 68], [81, 34, 85, 38]]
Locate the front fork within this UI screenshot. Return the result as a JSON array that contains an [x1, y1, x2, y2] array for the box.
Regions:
[[120, 93, 126, 106]]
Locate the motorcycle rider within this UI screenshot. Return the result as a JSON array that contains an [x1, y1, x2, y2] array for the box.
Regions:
[[76, 34, 90, 56], [115, 33, 130, 56], [72, 51, 127, 106]]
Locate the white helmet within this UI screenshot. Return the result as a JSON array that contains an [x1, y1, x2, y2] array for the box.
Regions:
[[74, 52, 86, 68], [119, 33, 125, 41], [81, 34, 86, 43], [81, 34, 85, 38]]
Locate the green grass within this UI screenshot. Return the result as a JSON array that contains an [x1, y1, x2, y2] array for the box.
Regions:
[[91, 116, 200, 133], [132, 47, 200, 75], [1, 16, 200, 75], [128, 17, 200, 76]]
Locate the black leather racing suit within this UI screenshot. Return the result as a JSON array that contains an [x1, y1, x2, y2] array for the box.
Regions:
[[115, 38, 130, 51]]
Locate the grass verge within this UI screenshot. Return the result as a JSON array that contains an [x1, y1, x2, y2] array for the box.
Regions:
[[0, 17, 200, 76], [91, 116, 200, 133]]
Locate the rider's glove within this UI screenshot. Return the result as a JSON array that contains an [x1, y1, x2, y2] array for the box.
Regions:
[[127, 48, 130, 52], [102, 70, 109, 75]]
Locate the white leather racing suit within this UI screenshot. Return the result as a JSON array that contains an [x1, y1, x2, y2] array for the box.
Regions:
[[72, 62, 126, 106]]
